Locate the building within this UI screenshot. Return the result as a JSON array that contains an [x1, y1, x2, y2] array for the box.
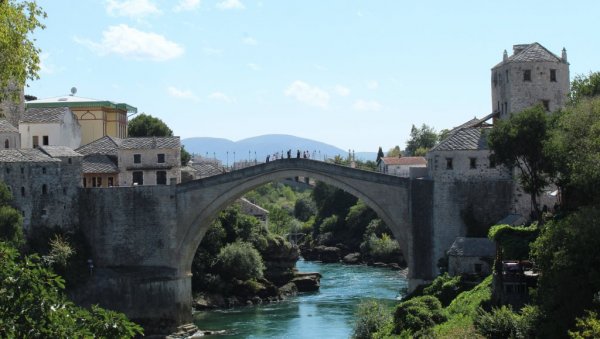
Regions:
[[492, 42, 570, 120], [378, 156, 427, 177], [447, 237, 495, 276], [76, 136, 181, 187], [25, 93, 136, 145], [19, 107, 82, 149], [0, 119, 21, 149], [0, 147, 82, 234]]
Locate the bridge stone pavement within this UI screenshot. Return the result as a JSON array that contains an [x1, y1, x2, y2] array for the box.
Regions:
[[74, 158, 512, 333]]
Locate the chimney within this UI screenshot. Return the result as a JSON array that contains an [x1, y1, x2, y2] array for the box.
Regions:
[[561, 47, 568, 63], [512, 44, 529, 55], [503, 49, 508, 62]]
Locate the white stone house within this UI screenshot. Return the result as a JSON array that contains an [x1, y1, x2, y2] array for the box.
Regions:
[[0, 119, 21, 149], [378, 156, 427, 177], [118, 137, 181, 186], [447, 237, 495, 276], [19, 107, 82, 149]]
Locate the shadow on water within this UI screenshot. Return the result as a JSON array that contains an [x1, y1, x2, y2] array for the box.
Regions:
[[194, 259, 407, 338]]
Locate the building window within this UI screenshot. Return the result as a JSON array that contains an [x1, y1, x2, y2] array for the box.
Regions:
[[21, 187, 25, 196], [157, 153, 165, 163], [523, 69, 531, 81], [68, 158, 72, 164], [4, 139, 8, 148], [446, 158, 453, 170], [97, 177, 102, 187], [134, 154, 141, 164], [42, 167, 46, 174], [5, 167, 9, 174], [20, 167, 24, 174], [32, 136, 39, 148], [83, 178, 87, 188], [470, 158, 477, 169], [157, 171, 167, 185], [542, 100, 550, 111], [108, 177, 114, 187], [42, 184, 48, 195], [489, 155, 496, 168], [92, 177, 97, 187], [505, 70, 509, 83], [63, 187, 67, 195], [550, 69, 557, 82], [41, 208, 47, 217], [42, 135, 49, 146], [133, 171, 144, 185]]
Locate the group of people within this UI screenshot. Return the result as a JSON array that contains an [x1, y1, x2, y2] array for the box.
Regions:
[[265, 149, 312, 163]]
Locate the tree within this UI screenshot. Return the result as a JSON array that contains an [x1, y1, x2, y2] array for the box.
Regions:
[[127, 113, 191, 165], [487, 105, 551, 220], [0, 1, 46, 100], [376, 146, 385, 163], [387, 145, 401, 157], [405, 124, 438, 156], [570, 72, 600, 104]]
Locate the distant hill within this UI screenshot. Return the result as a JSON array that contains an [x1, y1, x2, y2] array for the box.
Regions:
[[182, 134, 377, 164]]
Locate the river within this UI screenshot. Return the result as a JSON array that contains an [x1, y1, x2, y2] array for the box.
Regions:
[[193, 259, 408, 338]]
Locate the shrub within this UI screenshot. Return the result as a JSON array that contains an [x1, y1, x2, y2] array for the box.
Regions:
[[352, 300, 393, 339], [423, 273, 464, 306], [216, 241, 265, 281], [0, 205, 24, 248], [569, 311, 600, 339], [474, 305, 539, 339], [361, 233, 401, 263], [319, 215, 339, 234], [393, 295, 446, 334]]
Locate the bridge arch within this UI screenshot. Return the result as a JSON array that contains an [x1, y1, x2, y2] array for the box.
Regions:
[[176, 159, 414, 279]]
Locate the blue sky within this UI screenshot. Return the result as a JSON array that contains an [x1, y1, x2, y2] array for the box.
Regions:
[[27, 0, 600, 152]]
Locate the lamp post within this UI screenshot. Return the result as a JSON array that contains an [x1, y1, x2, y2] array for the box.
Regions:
[[226, 151, 229, 169]]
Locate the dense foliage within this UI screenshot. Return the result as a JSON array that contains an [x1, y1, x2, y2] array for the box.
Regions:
[[570, 72, 600, 104], [405, 124, 438, 156], [474, 305, 539, 339], [0, 0, 45, 100], [351, 300, 393, 339], [488, 224, 538, 262], [393, 295, 446, 335], [216, 241, 265, 281], [422, 273, 465, 307]]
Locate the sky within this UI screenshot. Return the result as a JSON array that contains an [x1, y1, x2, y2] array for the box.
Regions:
[[26, 0, 600, 152]]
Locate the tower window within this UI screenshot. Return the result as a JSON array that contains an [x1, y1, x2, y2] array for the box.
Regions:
[[550, 69, 557, 82], [42, 184, 48, 195], [42, 135, 49, 146], [470, 158, 477, 169], [446, 158, 453, 170], [157, 171, 167, 185], [134, 154, 141, 164], [4, 139, 8, 148], [157, 153, 165, 163], [523, 70, 531, 82]]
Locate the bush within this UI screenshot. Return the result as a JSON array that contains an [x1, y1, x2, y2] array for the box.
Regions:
[[393, 295, 446, 334], [216, 241, 265, 281], [352, 300, 393, 339], [0, 205, 24, 248], [423, 273, 464, 306], [360, 233, 401, 263], [569, 311, 600, 339], [474, 305, 539, 339], [319, 215, 339, 234]]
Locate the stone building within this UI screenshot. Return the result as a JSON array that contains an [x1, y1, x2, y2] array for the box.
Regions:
[[492, 42, 569, 120], [0, 146, 82, 234], [0, 119, 21, 149], [25, 93, 135, 145], [447, 237, 495, 276], [378, 156, 427, 177], [19, 107, 82, 149], [76, 136, 181, 187]]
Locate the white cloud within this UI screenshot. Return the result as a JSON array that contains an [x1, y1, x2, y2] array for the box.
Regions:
[[367, 80, 379, 90], [242, 36, 257, 45], [74, 25, 184, 61], [333, 85, 350, 97], [167, 86, 198, 100], [174, 0, 201, 12], [208, 91, 232, 102], [353, 100, 382, 111], [216, 0, 245, 10], [203, 47, 223, 56], [39, 53, 57, 75], [285, 81, 330, 108], [247, 63, 260, 71], [105, 0, 160, 19]]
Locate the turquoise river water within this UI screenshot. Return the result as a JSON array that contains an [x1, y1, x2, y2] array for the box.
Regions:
[[193, 259, 408, 338]]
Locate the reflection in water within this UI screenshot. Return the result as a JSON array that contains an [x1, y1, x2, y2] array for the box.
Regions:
[[194, 259, 407, 338]]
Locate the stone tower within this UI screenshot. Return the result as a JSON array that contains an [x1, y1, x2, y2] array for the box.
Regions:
[[491, 42, 569, 120]]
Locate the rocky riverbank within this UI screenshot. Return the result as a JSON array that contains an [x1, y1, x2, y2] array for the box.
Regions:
[[300, 244, 407, 269]]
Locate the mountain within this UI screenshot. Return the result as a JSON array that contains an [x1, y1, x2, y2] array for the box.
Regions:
[[182, 134, 377, 164]]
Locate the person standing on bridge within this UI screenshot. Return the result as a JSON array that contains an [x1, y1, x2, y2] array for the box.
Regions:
[[287, 149, 291, 159], [297, 150, 301, 158], [266, 155, 270, 163]]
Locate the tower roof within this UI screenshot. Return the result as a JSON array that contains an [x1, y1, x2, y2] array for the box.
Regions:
[[493, 42, 563, 68]]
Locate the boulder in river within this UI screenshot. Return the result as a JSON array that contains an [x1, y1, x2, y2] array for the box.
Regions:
[[342, 252, 361, 265], [315, 246, 341, 263], [292, 272, 322, 292]]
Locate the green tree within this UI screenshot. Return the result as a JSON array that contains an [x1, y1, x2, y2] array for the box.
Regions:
[[405, 124, 438, 156], [570, 72, 600, 104], [488, 105, 551, 219], [376, 146, 385, 163], [530, 207, 600, 337], [0, 0, 46, 100], [216, 241, 265, 281], [352, 300, 393, 339], [387, 145, 401, 157]]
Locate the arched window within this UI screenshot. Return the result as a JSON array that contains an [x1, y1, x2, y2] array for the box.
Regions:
[[4, 139, 8, 149]]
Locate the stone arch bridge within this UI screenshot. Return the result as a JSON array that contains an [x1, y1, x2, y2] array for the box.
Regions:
[[75, 158, 512, 333]]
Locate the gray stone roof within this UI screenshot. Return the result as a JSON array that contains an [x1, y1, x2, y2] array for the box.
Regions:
[[494, 42, 562, 68], [76, 136, 122, 156], [430, 127, 491, 152], [82, 154, 119, 174], [21, 107, 72, 123], [189, 161, 223, 178], [0, 119, 18, 133], [0, 149, 61, 163], [447, 237, 495, 257], [120, 137, 180, 150], [39, 146, 82, 158]]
